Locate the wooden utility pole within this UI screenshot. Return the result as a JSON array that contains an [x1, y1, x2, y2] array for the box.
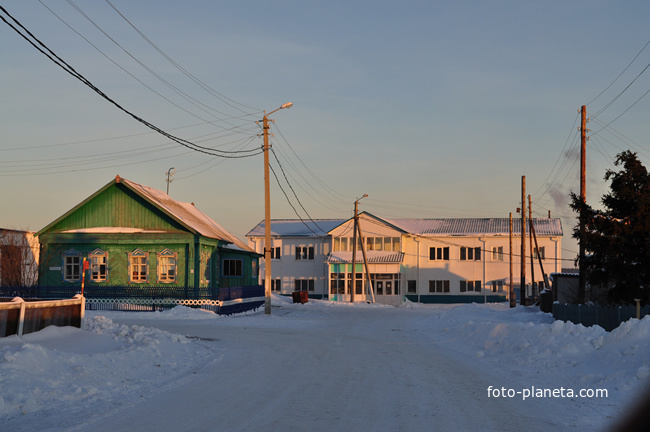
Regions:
[[261, 102, 293, 315], [263, 113, 272, 315], [509, 212, 515, 308], [579, 105, 587, 303], [356, 217, 375, 303], [530, 215, 551, 290], [520, 176, 526, 305], [351, 211, 357, 302], [350, 199, 360, 302], [528, 195, 535, 299], [351, 195, 367, 302]]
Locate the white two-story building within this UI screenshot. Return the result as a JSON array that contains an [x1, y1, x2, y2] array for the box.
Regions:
[[246, 213, 562, 305]]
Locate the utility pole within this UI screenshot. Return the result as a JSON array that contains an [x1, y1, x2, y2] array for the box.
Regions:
[[356, 216, 376, 303], [261, 102, 293, 315], [350, 194, 367, 302], [579, 105, 587, 304], [528, 195, 535, 300], [509, 212, 515, 308], [530, 213, 551, 290], [520, 175, 526, 306]]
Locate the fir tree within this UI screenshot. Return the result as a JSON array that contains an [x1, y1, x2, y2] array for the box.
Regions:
[[570, 150, 650, 304]]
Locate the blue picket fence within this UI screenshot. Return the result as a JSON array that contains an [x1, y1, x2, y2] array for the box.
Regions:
[[552, 303, 650, 332]]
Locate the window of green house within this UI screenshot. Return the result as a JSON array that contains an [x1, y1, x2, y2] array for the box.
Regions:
[[128, 249, 148, 283], [223, 259, 242, 277], [201, 252, 211, 284], [63, 249, 81, 282], [157, 249, 177, 283], [89, 248, 108, 282]]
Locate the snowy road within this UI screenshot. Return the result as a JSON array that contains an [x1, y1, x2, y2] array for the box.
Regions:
[[74, 305, 553, 432], [3, 297, 647, 431]]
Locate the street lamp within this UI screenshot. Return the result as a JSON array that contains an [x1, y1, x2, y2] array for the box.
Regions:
[[262, 102, 293, 315]]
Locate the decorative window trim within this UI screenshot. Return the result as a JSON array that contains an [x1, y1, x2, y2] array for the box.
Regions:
[[62, 249, 81, 282], [128, 248, 149, 283], [201, 251, 211, 284], [89, 248, 108, 282], [157, 248, 177, 283]]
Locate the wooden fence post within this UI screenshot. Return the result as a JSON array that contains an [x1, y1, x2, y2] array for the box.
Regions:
[[12, 297, 26, 336]]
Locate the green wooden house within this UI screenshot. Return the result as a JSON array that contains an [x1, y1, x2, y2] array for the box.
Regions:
[[36, 175, 259, 298]]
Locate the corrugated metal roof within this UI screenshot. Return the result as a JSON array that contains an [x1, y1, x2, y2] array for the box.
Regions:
[[326, 251, 405, 264], [246, 219, 345, 238], [247, 216, 562, 238], [386, 217, 563, 237], [120, 177, 254, 252]]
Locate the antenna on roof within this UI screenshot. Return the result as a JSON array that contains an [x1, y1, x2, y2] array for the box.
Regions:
[[165, 167, 176, 195]]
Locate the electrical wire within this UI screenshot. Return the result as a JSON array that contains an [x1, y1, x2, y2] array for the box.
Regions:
[[60, 0, 259, 133], [0, 6, 260, 159], [585, 40, 650, 107], [270, 147, 328, 234], [268, 163, 323, 237], [104, 0, 259, 115]]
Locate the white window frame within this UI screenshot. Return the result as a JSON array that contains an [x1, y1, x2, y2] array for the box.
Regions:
[[492, 246, 504, 261], [63, 249, 81, 282], [295, 246, 314, 260], [89, 248, 108, 282], [460, 247, 481, 261]]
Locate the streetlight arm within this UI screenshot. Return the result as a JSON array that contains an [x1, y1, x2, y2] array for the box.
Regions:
[[265, 102, 293, 117]]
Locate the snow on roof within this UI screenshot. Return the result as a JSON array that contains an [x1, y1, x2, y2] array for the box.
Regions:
[[61, 228, 167, 234], [246, 219, 346, 238], [119, 177, 254, 253], [326, 251, 405, 264]]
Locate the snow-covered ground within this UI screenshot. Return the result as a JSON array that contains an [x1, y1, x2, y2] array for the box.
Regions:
[[1, 295, 648, 431]]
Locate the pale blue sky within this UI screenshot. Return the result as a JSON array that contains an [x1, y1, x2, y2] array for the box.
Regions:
[[2, 1, 650, 266]]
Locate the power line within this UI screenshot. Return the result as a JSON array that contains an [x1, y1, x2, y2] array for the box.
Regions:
[[268, 163, 322, 237], [586, 40, 650, 106], [53, 0, 258, 133], [590, 61, 650, 122], [104, 0, 259, 115], [270, 148, 327, 234], [0, 6, 261, 159]]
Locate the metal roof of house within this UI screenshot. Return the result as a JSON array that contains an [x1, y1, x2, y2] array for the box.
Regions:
[[38, 175, 254, 253], [120, 177, 254, 252], [326, 251, 405, 264], [247, 215, 562, 238], [246, 219, 345, 238], [385, 217, 563, 237]]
